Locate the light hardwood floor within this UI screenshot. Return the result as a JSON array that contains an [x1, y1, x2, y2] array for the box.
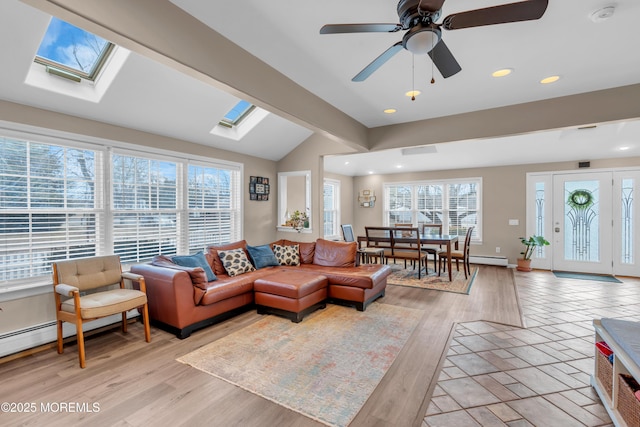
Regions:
[[0, 266, 523, 427]]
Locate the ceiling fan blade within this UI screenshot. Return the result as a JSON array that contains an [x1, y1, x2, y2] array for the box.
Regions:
[[442, 0, 548, 30], [352, 41, 404, 82], [427, 40, 461, 78], [320, 23, 402, 34], [417, 0, 446, 13]]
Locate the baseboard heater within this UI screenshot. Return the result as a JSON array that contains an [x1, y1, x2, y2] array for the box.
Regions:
[[470, 255, 508, 267], [0, 310, 139, 359]]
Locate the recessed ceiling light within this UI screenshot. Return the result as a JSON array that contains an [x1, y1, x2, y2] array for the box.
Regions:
[[590, 6, 615, 23], [396, 165, 403, 168], [368, 171, 374, 175], [344, 161, 350, 165], [619, 146, 630, 151], [405, 90, 421, 98], [540, 75, 560, 84], [383, 108, 397, 114], [492, 68, 513, 78]]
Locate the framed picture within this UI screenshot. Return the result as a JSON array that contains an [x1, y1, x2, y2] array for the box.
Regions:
[[250, 193, 257, 200], [362, 190, 371, 196], [256, 183, 265, 194], [363, 202, 370, 207], [250, 176, 257, 183]]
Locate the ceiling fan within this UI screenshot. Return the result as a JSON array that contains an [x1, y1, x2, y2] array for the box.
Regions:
[[320, 0, 548, 81]]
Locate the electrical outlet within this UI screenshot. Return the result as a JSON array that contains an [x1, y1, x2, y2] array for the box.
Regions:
[[496, 247, 501, 253]]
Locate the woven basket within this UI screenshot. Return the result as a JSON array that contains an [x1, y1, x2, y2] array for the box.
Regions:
[[617, 374, 640, 427], [596, 349, 613, 398]]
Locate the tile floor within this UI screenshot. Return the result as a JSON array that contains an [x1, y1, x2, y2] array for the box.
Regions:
[[423, 270, 640, 427]]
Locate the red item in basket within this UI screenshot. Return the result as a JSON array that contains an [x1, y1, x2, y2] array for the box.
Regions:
[[596, 341, 613, 357]]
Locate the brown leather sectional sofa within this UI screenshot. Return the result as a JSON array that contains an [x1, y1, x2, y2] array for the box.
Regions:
[[130, 238, 391, 338]]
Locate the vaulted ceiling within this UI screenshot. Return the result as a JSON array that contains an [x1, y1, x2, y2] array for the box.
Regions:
[[3, 0, 640, 175]]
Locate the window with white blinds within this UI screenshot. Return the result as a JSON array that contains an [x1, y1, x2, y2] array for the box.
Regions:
[[0, 137, 102, 282], [111, 153, 179, 264], [187, 163, 241, 252], [384, 178, 481, 241], [0, 132, 243, 287], [323, 179, 340, 239]]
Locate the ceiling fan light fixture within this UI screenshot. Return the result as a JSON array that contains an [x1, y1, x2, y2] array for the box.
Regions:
[[492, 68, 513, 78], [403, 26, 440, 55], [405, 90, 421, 98], [383, 108, 397, 114]]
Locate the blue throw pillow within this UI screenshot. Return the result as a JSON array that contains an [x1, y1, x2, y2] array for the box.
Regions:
[[172, 251, 216, 282], [246, 244, 279, 269]]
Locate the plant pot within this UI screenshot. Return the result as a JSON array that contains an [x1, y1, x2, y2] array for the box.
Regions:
[[516, 258, 532, 272]]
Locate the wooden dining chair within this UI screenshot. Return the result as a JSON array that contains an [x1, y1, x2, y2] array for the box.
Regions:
[[438, 226, 474, 279], [421, 223, 443, 272]]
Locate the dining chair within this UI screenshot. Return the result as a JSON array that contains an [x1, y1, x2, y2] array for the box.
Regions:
[[52, 255, 151, 368], [421, 223, 443, 272], [438, 226, 474, 279]]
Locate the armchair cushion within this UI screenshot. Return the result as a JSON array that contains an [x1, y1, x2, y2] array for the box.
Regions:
[[218, 248, 256, 277], [246, 244, 279, 269], [61, 288, 147, 319], [172, 252, 217, 282]]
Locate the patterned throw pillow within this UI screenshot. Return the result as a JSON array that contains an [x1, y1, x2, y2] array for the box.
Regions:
[[272, 244, 300, 266], [217, 248, 256, 277]]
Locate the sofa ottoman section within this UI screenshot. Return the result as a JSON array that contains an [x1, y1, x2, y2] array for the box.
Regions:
[[254, 270, 328, 323]]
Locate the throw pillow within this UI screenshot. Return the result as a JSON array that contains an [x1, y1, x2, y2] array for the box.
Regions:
[[218, 248, 256, 277], [172, 251, 217, 282], [272, 244, 300, 266], [246, 244, 279, 269]]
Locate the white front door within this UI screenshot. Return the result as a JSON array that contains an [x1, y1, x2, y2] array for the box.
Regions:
[[552, 172, 613, 274]]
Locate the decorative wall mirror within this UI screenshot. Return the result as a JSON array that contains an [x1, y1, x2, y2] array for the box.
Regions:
[[278, 170, 311, 232]]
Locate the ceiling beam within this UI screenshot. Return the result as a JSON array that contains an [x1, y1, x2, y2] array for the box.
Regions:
[[21, 0, 369, 152], [368, 83, 640, 151]]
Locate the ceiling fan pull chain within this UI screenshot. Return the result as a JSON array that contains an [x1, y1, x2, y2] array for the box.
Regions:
[[431, 33, 435, 84], [411, 54, 416, 101]]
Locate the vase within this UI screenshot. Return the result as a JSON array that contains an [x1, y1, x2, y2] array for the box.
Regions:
[[516, 258, 532, 272]]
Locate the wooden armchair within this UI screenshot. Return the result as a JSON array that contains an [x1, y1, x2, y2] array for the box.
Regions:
[[52, 255, 151, 368]]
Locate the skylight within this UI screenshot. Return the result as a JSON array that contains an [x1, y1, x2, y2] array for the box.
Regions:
[[34, 17, 114, 82], [219, 100, 255, 128]]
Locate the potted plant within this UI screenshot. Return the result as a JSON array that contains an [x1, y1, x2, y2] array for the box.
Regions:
[[286, 210, 309, 232], [517, 235, 550, 271]]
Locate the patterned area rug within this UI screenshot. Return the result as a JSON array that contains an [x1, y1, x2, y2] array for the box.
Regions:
[[386, 263, 478, 294], [177, 303, 424, 427]]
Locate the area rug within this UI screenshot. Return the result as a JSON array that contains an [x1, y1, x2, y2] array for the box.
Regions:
[[177, 303, 423, 427], [386, 263, 478, 294], [553, 270, 622, 283]]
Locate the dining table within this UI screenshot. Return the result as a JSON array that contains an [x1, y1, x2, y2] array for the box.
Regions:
[[357, 233, 460, 281]]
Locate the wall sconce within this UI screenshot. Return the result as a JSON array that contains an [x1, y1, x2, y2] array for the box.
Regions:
[[358, 190, 376, 208]]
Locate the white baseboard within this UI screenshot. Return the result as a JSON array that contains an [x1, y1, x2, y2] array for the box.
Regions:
[[0, 310, 138, 358], [470, 255, 509, 267]]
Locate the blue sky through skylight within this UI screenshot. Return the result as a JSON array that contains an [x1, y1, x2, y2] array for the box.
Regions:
[[222, 100, 253, 124], [36, 17, 110, 76]]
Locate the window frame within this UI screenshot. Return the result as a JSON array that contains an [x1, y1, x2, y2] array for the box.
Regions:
[[383, 178, 482, 242], [0, 126, 243, 297], [323, 178, 341, 240], [34, 17, 116, 82]]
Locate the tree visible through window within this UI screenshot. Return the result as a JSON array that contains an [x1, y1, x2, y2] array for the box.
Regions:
[[384, 179, 481, 241], [35, 17, 114, 81]]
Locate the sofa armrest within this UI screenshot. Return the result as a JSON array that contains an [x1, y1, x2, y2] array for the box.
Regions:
[[130, 264, 205, 325]]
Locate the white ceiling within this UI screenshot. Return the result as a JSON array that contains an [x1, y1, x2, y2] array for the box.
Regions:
[[2, 0, 640, 175]]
